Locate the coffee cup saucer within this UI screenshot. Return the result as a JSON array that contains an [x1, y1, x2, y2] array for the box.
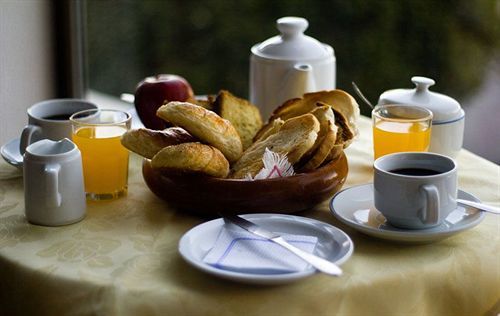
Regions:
[[329, 183, 485, 243], [1, 138, 23, 169]]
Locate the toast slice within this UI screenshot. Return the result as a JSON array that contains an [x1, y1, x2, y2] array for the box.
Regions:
[[321, 100, 357, 161], [299, 105, 338, 171], [230, 113, 320, 179], [252, 118, 285, 143], [322, 101, 355, 148], [213, 90, 263, 150], [269, 90, 360, 138], [151, 142, 229, 178]]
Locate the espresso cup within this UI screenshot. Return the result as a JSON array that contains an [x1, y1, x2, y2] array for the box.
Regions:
[[20, 99, 98, 154], [23, 138, 86, 226], [373, 152, 457, 229]]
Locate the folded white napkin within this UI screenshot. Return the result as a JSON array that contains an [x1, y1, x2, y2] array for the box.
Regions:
[[203, 224, 318, 274]]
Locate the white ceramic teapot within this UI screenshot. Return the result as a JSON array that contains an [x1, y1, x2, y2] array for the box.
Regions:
[[249, 17, 336, 120], [378, 76, 465, 158]]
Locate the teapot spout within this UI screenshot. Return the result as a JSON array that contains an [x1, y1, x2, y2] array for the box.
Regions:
[[280, 63, 316, 103]]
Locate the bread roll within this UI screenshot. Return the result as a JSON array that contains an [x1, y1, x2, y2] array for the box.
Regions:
[[156, 101, 243, 163], [151, 142, 229, 178], [120, 127, 196, 159]]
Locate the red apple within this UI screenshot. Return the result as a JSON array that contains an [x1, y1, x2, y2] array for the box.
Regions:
[[134, 74, 194, 130]]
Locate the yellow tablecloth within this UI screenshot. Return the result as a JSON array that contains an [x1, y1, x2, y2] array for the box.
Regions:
[[0, 116, 499, 316]]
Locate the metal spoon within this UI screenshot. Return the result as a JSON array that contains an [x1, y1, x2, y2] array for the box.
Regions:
[[457, 199, 500, 214], [351, 81, 374, 109]]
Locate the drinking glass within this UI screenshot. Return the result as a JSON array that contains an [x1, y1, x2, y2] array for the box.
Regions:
[[70, 109, 131, 200], [372, 104, 433, 159]]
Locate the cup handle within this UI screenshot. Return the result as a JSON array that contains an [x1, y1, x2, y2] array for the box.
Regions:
[[420, 184, 440, 225], [20, 124, 42, 155], [45, 164, 62, 208]]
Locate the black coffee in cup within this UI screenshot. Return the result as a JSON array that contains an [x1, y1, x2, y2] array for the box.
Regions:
[[43, 114, 73, 121], [389, 168, 441, 176]]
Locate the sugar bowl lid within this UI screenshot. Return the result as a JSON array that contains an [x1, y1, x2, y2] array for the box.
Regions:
[[251, 17, 332, 60], [378, 76, 464, 123]]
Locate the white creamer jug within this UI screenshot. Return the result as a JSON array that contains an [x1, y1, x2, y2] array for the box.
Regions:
[[250, 17, 336, 120], [23, 138, 86, 226]]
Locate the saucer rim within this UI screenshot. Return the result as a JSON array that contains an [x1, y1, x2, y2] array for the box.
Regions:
[[329, 183, 485, 243], [1, 137, 23, 169]]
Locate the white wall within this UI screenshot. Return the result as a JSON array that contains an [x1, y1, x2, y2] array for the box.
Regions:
[[0, 0, 56, 145]]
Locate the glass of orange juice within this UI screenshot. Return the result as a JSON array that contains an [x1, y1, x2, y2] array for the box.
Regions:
[[70, 109, 131, 200], [372, 104, 433, 159]]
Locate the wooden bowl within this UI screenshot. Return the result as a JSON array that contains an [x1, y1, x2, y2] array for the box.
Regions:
[[142, 153, 348, 215]]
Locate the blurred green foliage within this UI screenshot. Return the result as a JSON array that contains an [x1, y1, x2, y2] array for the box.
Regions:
[[86, 0, 500, 115]]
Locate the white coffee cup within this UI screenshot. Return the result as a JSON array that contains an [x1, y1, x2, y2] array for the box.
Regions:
[[373, 152, 457, 229], [20, 99, 98, 154], [23, 138, 86, 226]]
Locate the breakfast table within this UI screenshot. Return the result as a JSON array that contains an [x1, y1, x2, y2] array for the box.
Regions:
[[0, 113, 498, 316]]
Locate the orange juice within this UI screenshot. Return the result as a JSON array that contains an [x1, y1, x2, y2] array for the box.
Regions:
[[373, 120, 431, 159], [72, 126, 129, 199]]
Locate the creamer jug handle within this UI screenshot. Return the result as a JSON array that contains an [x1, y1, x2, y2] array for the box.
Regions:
[[45, 163, 62, 208]]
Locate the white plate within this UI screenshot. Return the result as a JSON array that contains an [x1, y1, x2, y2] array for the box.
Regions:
[[330, 184, 485, 243], [178, 213, 353, 285], [1, 138, 23, 169]]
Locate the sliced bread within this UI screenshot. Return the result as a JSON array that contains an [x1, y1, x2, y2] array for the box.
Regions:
[[230, 113, 320, 179], [299, 105, 338, 171], [213, 90, 263, 150], [269, 90, 360, 138]]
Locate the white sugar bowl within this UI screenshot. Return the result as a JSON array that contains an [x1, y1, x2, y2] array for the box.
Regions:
[[378, 76, 465, 158], [249, 17, 336, 120]]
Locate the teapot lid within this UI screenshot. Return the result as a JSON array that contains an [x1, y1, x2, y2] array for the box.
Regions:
[[252, 17, 331, 60], [378, 76, 464, 123]]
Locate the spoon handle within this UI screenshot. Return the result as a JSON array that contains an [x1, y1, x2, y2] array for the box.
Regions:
[[457, 199, 500, 214], [351, 82, 374, 109]]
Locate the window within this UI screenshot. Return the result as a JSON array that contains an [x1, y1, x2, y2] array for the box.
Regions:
[[82, 0, 500, 162]]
